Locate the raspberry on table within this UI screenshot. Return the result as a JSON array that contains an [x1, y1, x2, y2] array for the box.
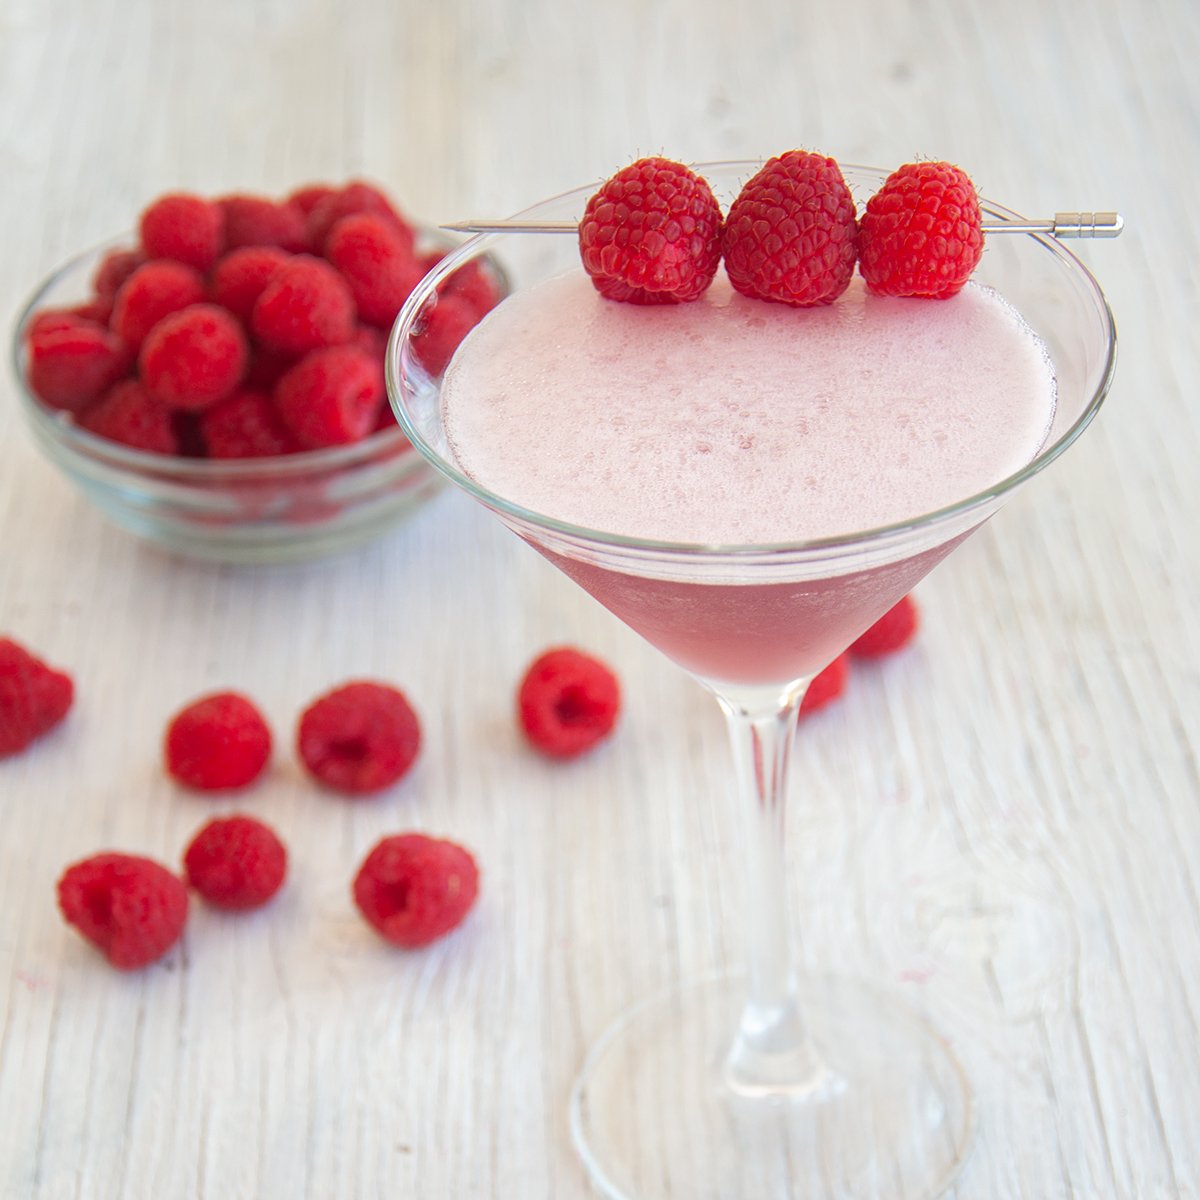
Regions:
[[139, 192, 225, 272], [200, 388, 300, 458], [209, 246, 291, 322], [412, 294, 479, 376], [92, 248, 144, 300], [25, 322, 128, 412], [0, 637, 74, 758], [849, 595, 919, 658], [80, 380, 179, 454], [305, 181, 414, 256], [57, 853, 188, 970], [287, 183, 336, 216], [799, 653, 849, 717], [297, 681, 421, 794], [183, 815, 287, 910], [325, 213, 422, 328], [579, 157, 723, 304], [251, 256, 357, 357], [110, 260, 207, 349], [518, 647, 620, 759], [353, 833, 478, 948], [274, 344, 383, 447], [219, 194, 307, 252], [722, 150, 858, 307], [858, 161, 983, 298], [164, 691, 272, 791], [139, 303, 248, 411]]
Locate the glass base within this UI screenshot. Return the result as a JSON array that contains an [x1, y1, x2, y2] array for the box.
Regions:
[[570, 972, 973, 1200]]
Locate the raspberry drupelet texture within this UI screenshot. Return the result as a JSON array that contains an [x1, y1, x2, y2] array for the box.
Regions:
[[200, 388, 299, 458], [92, 248, 145, 300], [251, 256, 357, 357], [353, 833, 478, 948], [412, 294, 479, 376], [858, 162, 983, 298], [722, 151, 858, 307], [57, 853, 188, 970], [164, 691, 272, 791], [297, 681, 421, 794], [579, 157, 723, 304], [849, 595, 920, 658], [110, 260, 207, 349], [219, 194, 307, 252], [139, 193, 225, 272], [0, 637, 74, 758], [183, 815, 287, 910], [209, 246, 291, 322], [25, 322, 128, 413], [325, 214, 422, 328], [81, 380, 179, 454], [139, 304, 248, 410], [518, 647, 620, 759], [274, 345, 382, 447], [305, 181, 414, 256], [799, 653, 849, 717]]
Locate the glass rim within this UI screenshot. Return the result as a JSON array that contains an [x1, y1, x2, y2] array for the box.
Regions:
[[387, 159, 1118, 561]]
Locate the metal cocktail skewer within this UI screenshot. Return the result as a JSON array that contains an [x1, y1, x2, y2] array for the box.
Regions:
[[442, 212, 1125, 238]]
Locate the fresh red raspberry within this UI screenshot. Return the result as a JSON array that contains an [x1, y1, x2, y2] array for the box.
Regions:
[[209, 246, 290, 322], [139, 304, 248, 411], [79, 380, 179, 454], [858, 162, 983, 299], [251, 256, 356, 356], [200, 388, 299, 458], [579, 157, 722, 304], [139, 192, 225, 272], [325, 214, 422, 328], [25, 322, 128, 413], [92, 248, 144, 300], [30, 300, 115, 331], [441, 259, 501, 317], [305, 181, 414, 256], [243, 347, 293, 392], [412, 294, 478, 376], [799, 653, 849, 717], [353, 833, 478, 948], [110, 260, 207, 349], [849, 595, 919, 658], [164, 691, 272, 791], [183, 815, 287, 910], [518, 647, 620, 759], [57, 853, 188, 970], [0, 638, 73, 758], [722, 151, 858, 307], [219, 194, 307, 252], [297, 681, 421, 794], [287, 183, 336, 216], [352, 325, 387, 399], [274, 345, 382, 448]]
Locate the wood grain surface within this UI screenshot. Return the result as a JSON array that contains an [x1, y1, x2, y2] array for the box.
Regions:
[[1, 0, 1197, 1196]]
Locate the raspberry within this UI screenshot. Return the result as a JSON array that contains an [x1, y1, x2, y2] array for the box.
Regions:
[[849, 595, 919, 658], [325, 214, 422, 328], [57, 853, 187, 970], [139, 304, 248, 410], [799, 653, 849, 717], [579, 157, 722, 304], [172, 412, 208, 458], [0, 638, 73, 758], [251, 256, 356, 356], [111, 260, 207, 349], [305, 181, 414, 255], [209, 246, 290, 322], [183, 816, 287, 910], [858, 162, 983, 299], [353, 834, 478, 948], [518, 647, 620, 759], [92, 248, 144, 300], [441, 259, 501, 317], [164, 691, 272, 791], [353, 325, 387, 402], [26, 322, 128, 413], [200, 389, 299, 458], [412, 294, 478, 376], [297, 681, 421, 794], [219, 194, 307, 252], [274, 345, 382, 448], [35, 299, 115, 328], [722, 151, 858, 307], [80, 380, 178, 454], [287, 183, 336, 216], [139, 192, 224, 272]]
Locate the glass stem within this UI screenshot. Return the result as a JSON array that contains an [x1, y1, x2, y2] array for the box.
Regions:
[[714, 681, 831, 1098]]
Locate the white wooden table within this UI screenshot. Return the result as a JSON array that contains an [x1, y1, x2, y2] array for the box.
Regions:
[[1, 1, 1197, 1196]]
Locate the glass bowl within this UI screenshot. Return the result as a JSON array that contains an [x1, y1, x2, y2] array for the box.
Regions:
[[10, 235, 504, 563]]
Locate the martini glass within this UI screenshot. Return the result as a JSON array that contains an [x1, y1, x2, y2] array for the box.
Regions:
[[386, 163, 1116, 1199]]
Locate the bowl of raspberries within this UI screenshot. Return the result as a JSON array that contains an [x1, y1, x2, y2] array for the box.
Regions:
[[11, 182, 505, 562]]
